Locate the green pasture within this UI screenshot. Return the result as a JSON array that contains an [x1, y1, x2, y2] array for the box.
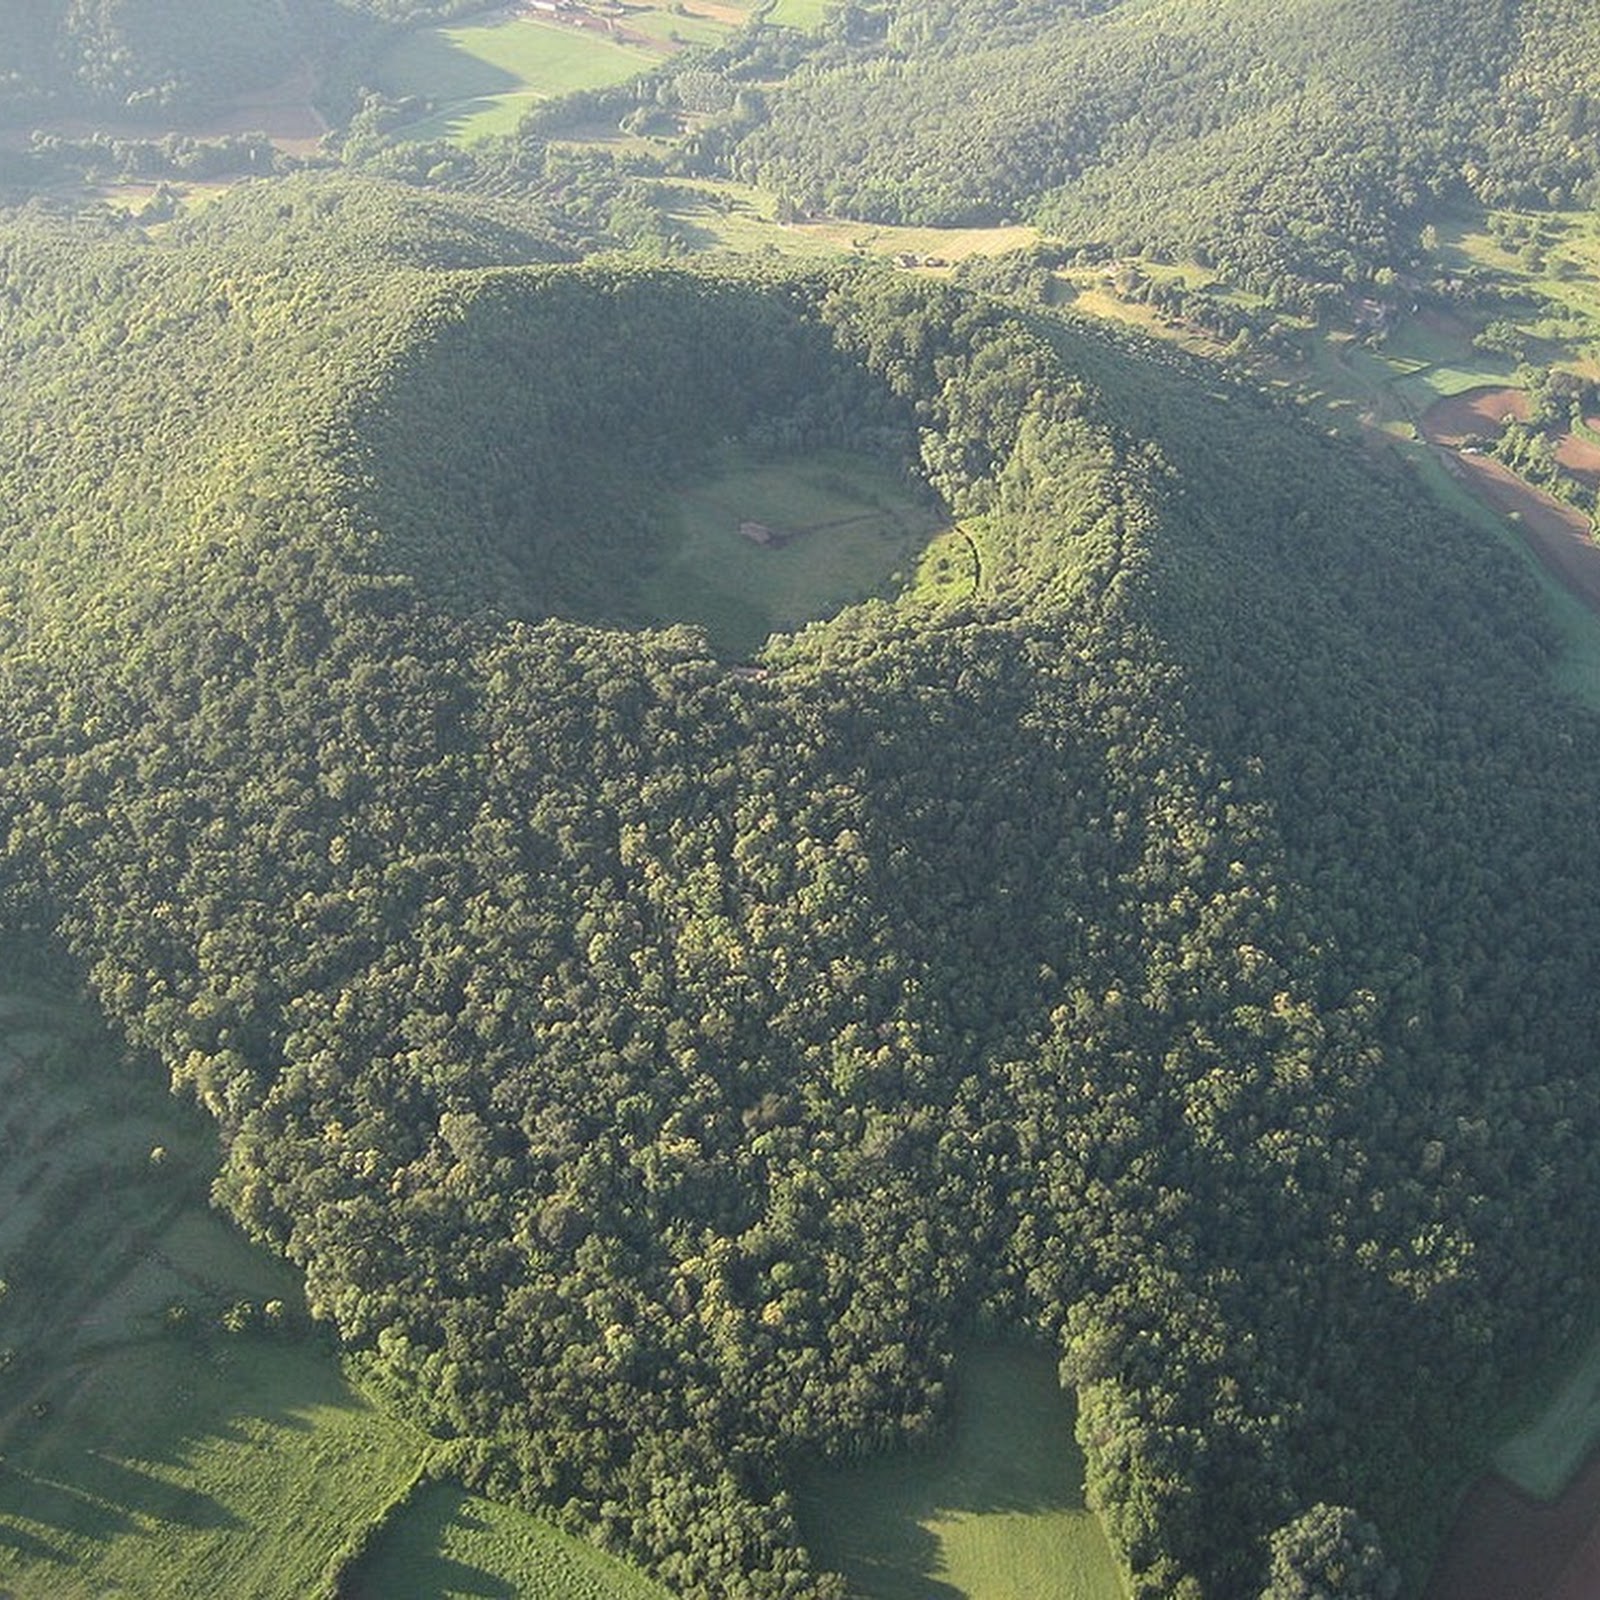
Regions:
[[1436, 207, 1600, 370], [346, 1482, 675, 1600], [761, 0, 832, 30], [795, 1346, 1127, 1600], [375, 18, 657, 145], [620, 3, 731, 49], [0, 1338, 423, 1600], [1494, 1323, 1600, 1500], [633, 448, 949, 655]]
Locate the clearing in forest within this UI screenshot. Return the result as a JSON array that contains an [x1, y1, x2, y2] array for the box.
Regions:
[[375, 5, 748, 145], [794, 1346, 1127, 1600], [633, 448, 950, 656]]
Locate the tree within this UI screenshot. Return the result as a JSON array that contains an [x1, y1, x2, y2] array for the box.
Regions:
[[1260, 1504, 1400, 1600]]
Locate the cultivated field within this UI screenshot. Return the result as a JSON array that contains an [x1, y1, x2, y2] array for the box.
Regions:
[[795, 1347, 1127, 1600], [634, 448, 950, 655], [760, 0, 833, 32], [658, 180, 1037, 263]]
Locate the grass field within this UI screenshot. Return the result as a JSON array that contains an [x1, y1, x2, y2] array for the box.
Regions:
[[375, 17, 659, 145], [760, 0, 833, 30], [346, 1482, 675, 1600], [0, 1338, 424, 1600], [375, 5, 752, 146], [1440, 208, 1600, 373], [1494, 1325, 1600, 1501], [633, 447, 950, 655], [795, 1346, 1127, 1600], [659, 179, 1037, 262]]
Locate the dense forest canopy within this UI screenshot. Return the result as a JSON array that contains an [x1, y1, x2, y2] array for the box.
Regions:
[[2, 170, 1600, 1600], [728, 0, 1600, 301], [0, 0, 481, 123]]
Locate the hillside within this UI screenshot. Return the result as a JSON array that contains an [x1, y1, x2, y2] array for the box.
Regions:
[[729, 0, 1600, 304], [1, 176, 1600, 1600], [0, 0, 481, 126]]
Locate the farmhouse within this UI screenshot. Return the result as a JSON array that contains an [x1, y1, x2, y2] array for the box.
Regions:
[[739, 520, 782, 547]]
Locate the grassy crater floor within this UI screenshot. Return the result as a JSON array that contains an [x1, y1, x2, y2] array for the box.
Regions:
[[633, 447, 952, 656], [795, 1347, 1127, 1600]]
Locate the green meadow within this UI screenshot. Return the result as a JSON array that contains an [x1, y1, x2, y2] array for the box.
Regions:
[[795, 1347, 1127, 1600], [375, 3, 752, 146], [633, 448, 950, 656], [760, 0, 833, 32], [1494, 1323, 1600, 1501], [346, 1482, 675, 1600], [375, 17, 658, 144]]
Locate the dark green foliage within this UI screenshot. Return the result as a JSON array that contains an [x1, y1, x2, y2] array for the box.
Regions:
[[0, 0, 301, 121], [732, 0, 1600, 304], [4, 176, 1600, 1600], [1260, 1505, 1400, 1600], [0, 0, 482, 126]]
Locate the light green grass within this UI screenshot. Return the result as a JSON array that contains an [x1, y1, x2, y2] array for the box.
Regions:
[[762, 0, 832, 29], [1494, 1324, 1600, 1500], [347, 1482, 675, 1600], [1396, 362, 1519, 408], [661, 178, 1037, 261], [632, 447, 948, 655], [376, 18, 657, 145], [0, 1338, 423, 1600], [622, 5, 730, 47], [795, 1346, 1127, 1600]]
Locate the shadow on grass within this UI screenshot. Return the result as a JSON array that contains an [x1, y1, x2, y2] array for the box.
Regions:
[[808, 1506, 964, 1600], [0, 1453, 243, 1551], [380, 33, 523, 104], [343, 1484, 515, 1600], [794, 1347, 1097, 1598], [0, 1518, 67, 1562]]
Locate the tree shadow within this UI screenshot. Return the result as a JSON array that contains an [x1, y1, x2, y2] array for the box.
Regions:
[[808, 1504, 964, 1600], [342, 1484, 515, 1600], [794, 1348, 1087, 1599], [0, 1453, 243, 1553], [384, 33, 523, 104]]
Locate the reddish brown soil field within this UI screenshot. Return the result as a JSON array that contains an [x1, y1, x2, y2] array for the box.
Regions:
[[1451, 452, 1600, 609], [1418, 307, 1476, 344], [1425, 1452, 1600, 1600], [1423, 386, 1531, 445], [1557, 427, 1600, 491], [1419, 393, 1600, 613]]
